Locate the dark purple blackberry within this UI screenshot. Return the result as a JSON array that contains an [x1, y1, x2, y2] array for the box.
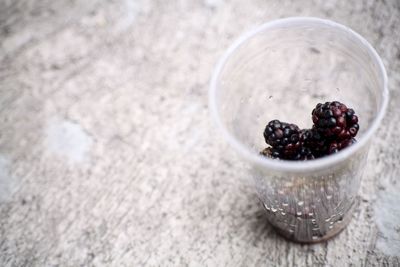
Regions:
[[294, 147, 315, 160], [312, 101, 347, 139], [328, 138, 357, 154], [261, 101, 359, 161], [301, 129, 329, 157], [263, 120, 301, 158], [261, 146, 315, 161], [312, 101, 359, 140]]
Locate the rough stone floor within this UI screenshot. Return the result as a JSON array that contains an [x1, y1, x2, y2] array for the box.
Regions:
[[0, 0, 399, 266]]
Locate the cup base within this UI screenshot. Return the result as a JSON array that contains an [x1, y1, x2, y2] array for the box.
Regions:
[[272, 219, 347, 244], [261, 197, 359, 243]]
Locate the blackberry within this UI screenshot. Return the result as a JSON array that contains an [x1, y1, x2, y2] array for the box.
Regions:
[[301, 129, 329, 157], [261, 146, 315, 161], [261, 101, 359, 161], [312, 101, 359, 140], [263, 120, 301, 158], [294, 147, 315, 160], [328, 138, 357, 154]]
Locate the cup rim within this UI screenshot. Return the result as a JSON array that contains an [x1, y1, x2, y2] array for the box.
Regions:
[[209, 17, 389, 172]]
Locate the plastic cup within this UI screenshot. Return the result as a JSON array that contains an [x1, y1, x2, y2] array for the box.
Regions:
[[209, 17, 388, 243]]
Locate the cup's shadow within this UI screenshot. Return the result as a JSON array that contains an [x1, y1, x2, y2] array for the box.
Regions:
[[246, 196, 290, 243]]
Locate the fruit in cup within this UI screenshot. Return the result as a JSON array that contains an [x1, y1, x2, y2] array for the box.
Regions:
[[261, 101, 358, 160], [263, 120, 302, 159], [311, 101, 359, 140]]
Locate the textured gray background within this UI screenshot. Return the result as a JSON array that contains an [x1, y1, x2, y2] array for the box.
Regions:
[[0, 0, 400, 266]]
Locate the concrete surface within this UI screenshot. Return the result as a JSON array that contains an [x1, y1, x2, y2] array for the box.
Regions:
[[0, 0, 400, 266]]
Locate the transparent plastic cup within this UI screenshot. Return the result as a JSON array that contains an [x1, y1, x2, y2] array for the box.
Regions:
[[209, 17, 388, 243]]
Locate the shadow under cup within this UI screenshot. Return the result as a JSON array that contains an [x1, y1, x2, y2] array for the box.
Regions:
[[210, 18, 388, 243]]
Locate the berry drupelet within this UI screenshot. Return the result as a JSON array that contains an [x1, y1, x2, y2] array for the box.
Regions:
[[263, 120, 302, 159], [312, 101, 359, 140]]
